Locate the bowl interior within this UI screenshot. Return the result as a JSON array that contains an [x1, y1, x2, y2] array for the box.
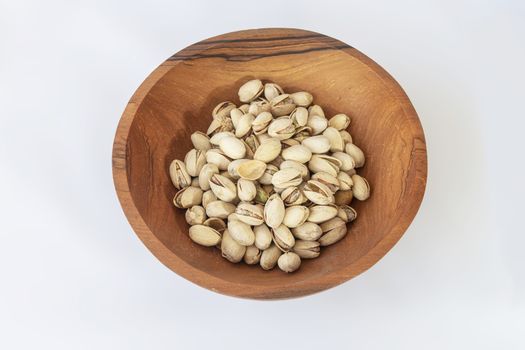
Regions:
[[117, 29, 426, 298]]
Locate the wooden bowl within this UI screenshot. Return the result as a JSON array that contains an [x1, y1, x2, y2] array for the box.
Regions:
[[112, 28, 427, 299]]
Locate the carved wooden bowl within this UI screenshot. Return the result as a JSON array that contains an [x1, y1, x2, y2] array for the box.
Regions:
[[112, 28, 427, 299]]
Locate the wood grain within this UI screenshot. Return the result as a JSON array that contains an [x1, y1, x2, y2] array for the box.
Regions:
[[112, 28, 427, 299]]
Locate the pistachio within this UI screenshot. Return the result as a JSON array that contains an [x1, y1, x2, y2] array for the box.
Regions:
[[335, 190, 353, 205], [256, 132, 272, 144], [227, 159, 249, 179], [281, 138, 301, 148], [210, 131, 235, 146], [254, 138, 281, 163], [292, 222, 323, 241], [308, 104, 325, 118], [205, 149, 231, 170], [311, 172, 340, 193], [293, 240, 320, 259], [337, 171, 353, 191], [281, 145, 312, 163], [307, 114, 328, 135], [303, 180, 334, 205], [248, 98, 271, 116], [235, 202, 264, 226], [332, 151, 356, 171], [189, 225, 222, 247], [235, 113, 255, 138], [340, 130, 353, 144], [268, 117, 295, 140], [308, 154, 342, 177], [221, 229, 246, 263], [302, 135, 331, 154], [182, 149, 204, 177], [185, 205, 207, 225], [230, 108, 244, 128], [252, 111, 273, 135], [202, 190, 217, 208], [272, 224, 295, 252], [283, 205, 309, 228], [272, 169, 302, 189], [173, 186, 203, 209], [254, 224, 273, 250], [254, 185, 270, 205], [307, 204, 338, 223], [190, 131, 212, 151], [205, 200, 236, 219], [280, 160, 309, 179], [258, 164, 279, 185], [260, 244, 282, 270], [264, 83, 284, 101], [270, 94, 296, 116], [345, 143, 365, 168], [203, 217, 226, 233], [237, 179, 256, 202], [337, 205, 357, 222], [244, 246, 261, 265], [207, 115, 233, 135], [238, 79, 264, 103], [290, 91, 313, 107], [280, 186, 307, 206], [243, 134, 260, 157], [212, 101, 236, 119], [351, 174, 370, 201], [278, 252, 301, 272], [209, 174, 237, 202], [264, 194, 285, 229], [323, 127, 345, 152], [218, 136, 246, 160], [319, 217, 347, 246], [237, 159, 267, 180], [290, 107, 308, 127], [169, 159, 191, 190], [328, 113, 351, 130], [228, 220, 255, 246]]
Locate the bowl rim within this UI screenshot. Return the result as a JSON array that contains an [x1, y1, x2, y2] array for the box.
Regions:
[[112, 27, 428, 299]]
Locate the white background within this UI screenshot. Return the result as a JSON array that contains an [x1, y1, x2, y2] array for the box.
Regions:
[[1, 0, 524, 349]]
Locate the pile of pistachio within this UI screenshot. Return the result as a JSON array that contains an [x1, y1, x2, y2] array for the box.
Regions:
[[169, 79, 370, 273]]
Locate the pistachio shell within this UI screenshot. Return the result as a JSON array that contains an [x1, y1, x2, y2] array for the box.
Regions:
[[206, 115, 233, 135], [337, 205, 357, 222], [308, 155, 342, 177], [235, 113, 255, 138], [264, 194, 285, 229], [293, 240, 320, 259], [319, 217, 347, 246], [260, 244, 282, 270], [280, 160, 309, 179], [248, 98, 271, 116], [323, 127, 345, 152], [256, 132, 272, 144], [230, 108, 244, 128], [337, 171, 353, 191], [268, 168, 301, 189], [281, 138, 301, 148], [235, 202, 264, 226], [351, 174, 370, 201], [302, 135, 331, 154], [238, 79, 264, 103], [307, 204, 338, 223], [254, 185, 270, 205], [209, 174, 237, 202], [237, 159, 267, 180], [311, 172, 340, 193], [340, 130, 353, 144], [243, 134, 260, 157], [212, 101, 236, 119], [281, 145, 312, 163], [228, 220, 255, 246], [308, 104, 325, 118], [203, 217, 226, 233], [202, 190, 217, 208], [169, 159, 191, 190], [335, 190, 353, 205], [270, 94, 296, 116], [173, 186, 203, 209], [345, 143, 365, 168], [227, 159, 249, 179], [252, 111, 273, 135], [196, 164, 217, 191], [243, 246, 261, 265], [268, 117, 295, 140], [221, 229, 246, 263], [239, 104, 250, 113], [307, 114, 328, 135], [254, 224, 273, 250], [189, 225, 221, 247], [237, 179, 256, 202], [283, 205, 309, 228], [254, 138, 282, 163], [280, 186, 307, 206], [290, 107, 308, 127], [272, 224, 295, 252], [185, 205, 207, 225], [328, 113, 351, 130], [332, 151, 356, 171], [190, 131, 211, 151], [264, 83, 284, 101], [291, 222, 323, 241], [210, 131, 235, 146], [205, 149, 231, 170], [258, 164, 278, 185], [205, 200, 236, 219], [278, 252, 301, 272], [303, 180, 335, 205], [219, 136, 246, 160]]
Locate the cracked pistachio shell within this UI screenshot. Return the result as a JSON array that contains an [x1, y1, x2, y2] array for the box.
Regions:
[[308, 104, 325, 118], [169, 159, 191, 190], [260, 244, 282, 270], [203, 217, 226, 233], [311, 172, 340, 193], [319, 217, 347, 246], [244, 245, 261, 265], [198, 164, 219, 191], [210, 131, 235, 146], [184, 149, 206, 177], [228, 220, 255, 246], [221, 229, 246, 263], [206, 115, 234, 136], [270, 94, 296, 117], [248, 98, 271, 116], [238, 79, 264, 103], [190, 131, 212, 151], [205, 149, 231, 170], [272, 224, 295, 252], [189, 225, 221, 247], [230, 108, 244, 128], [235, 113, 255, 138], [254, 224, 273, 250], [290, 91, 313, 107], [302, 135, 331, 154], [293, 240, 320, 259], [205, 200, 236, 219], [308, 155, 342, 177], [264, 83, 284, 101], [340, 130, 353, 144], [337, 171, 354, 191], [212, 101, 236, 119], [281, 186, 307, 206], [307, 204, 338, 223], [281, 144, 312, 164], [258, 164, 279, 185], [332, 151, 356, 171], [202, 190, 217, 208], [251, 111, 273, 135], [209, 174, 237, 202], [351, 174, 370, 201], [280, 160, 309, 179], [345, 143, 365, 168], [278, 252, 301, 273], [335, 190, 353, 206], [254, 137, 281, 163], [337, 205, 357, 223], [271, 168, 303, 188], [244, 134, 260, 155], [264, 194, 285, 229], [237, 179, 256, 202], [323, 127, 345, 152], [303, 180, 335, 205], [219, 136, 246, 159], [328, 113, 351, 130], [283, 205, 310, 228], [235, 202, 264, 226], [237, 159, 266, 180], [173, 186, 203, 209], [227, 159, 249, 179], [307, 114, 328, 135], [290, 107, 308, 127], [291, 222, 323, 241], [268, 117, 295, 140], [185, 205, 207, 225], [254, 185, 270, 204]]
